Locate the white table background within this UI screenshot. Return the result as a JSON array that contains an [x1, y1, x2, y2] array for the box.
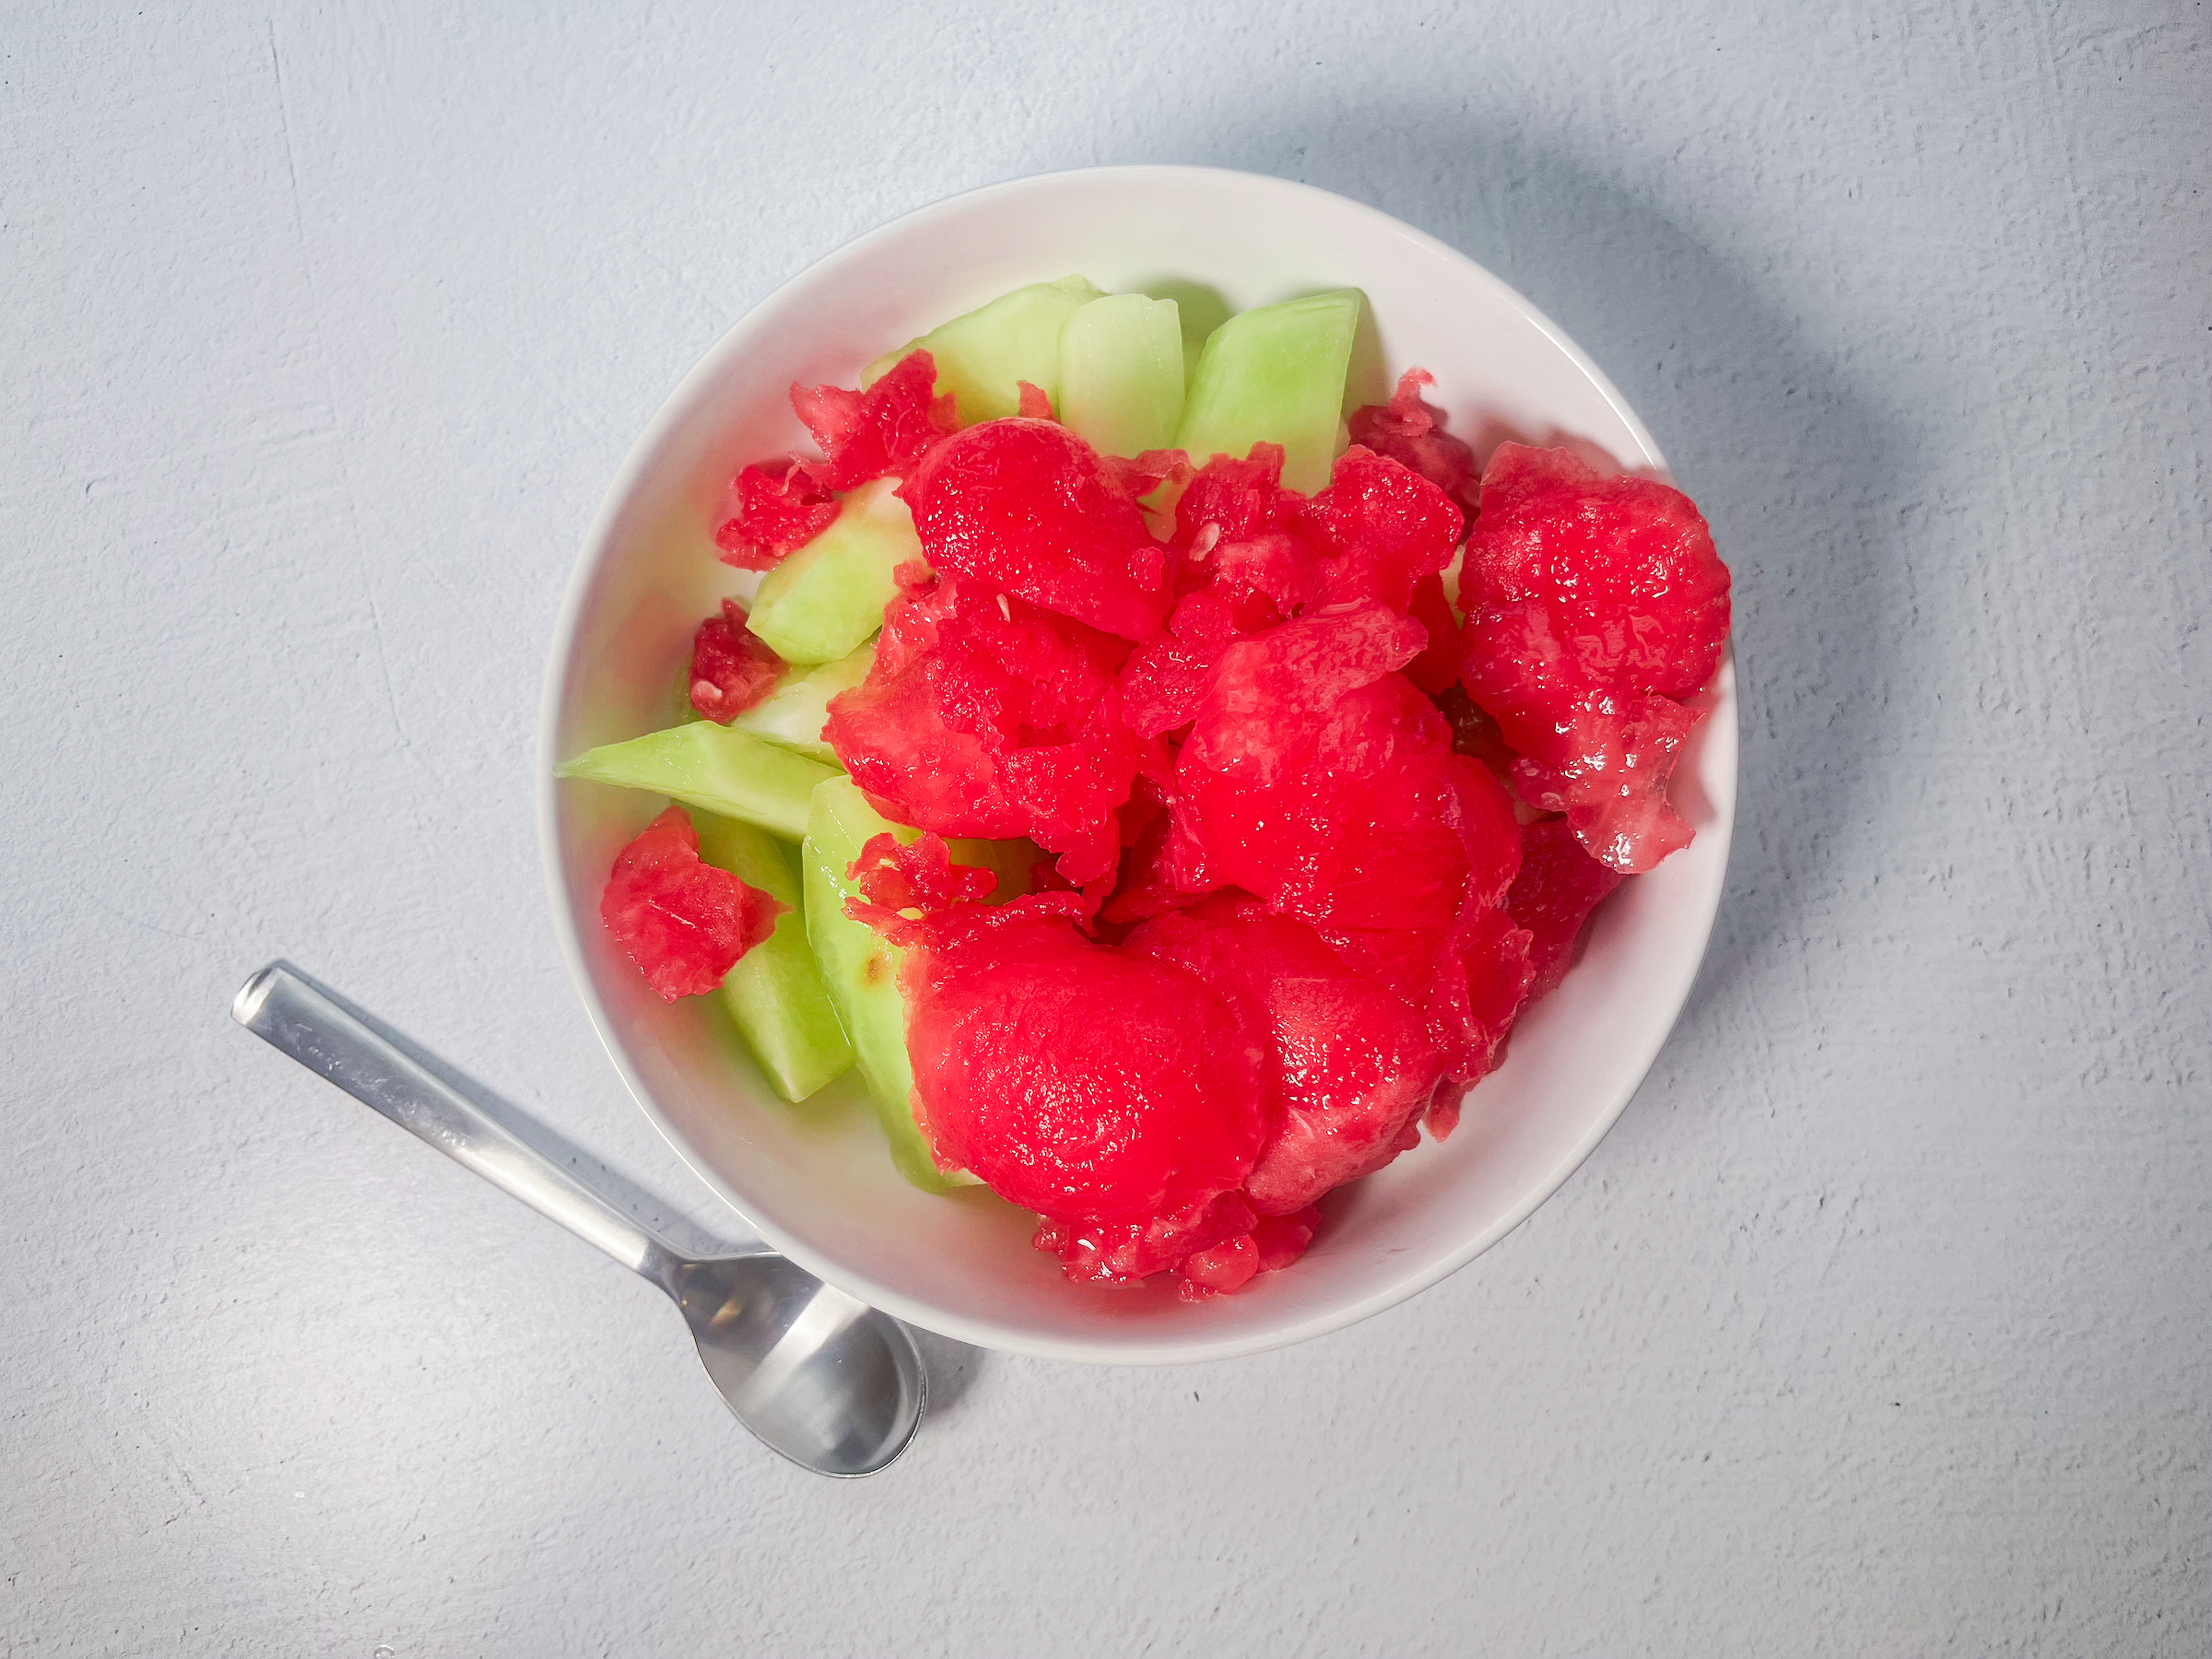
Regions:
[[4, 4, 2206, 1653]]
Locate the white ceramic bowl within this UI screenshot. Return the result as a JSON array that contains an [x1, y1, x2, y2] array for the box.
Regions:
[[539, 166, 1735, 1366]]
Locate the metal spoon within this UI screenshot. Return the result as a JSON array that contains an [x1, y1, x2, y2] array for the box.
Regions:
[[231, 962, 924, 1478]]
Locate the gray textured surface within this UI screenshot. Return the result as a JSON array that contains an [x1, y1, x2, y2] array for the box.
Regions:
[[4, 2, 2207, 1653]]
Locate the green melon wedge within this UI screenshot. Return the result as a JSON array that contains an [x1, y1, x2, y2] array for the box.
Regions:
[[746, 478, 918, 666], [689, 812, 853, 1103], [555, 722, 835, 841], [730, 643, 874, 763], [802, 777, 1035, 1193], [1057, 292, 1184, 458], [1173, 288, 1364, 494], [865, 276, 1104, 426]]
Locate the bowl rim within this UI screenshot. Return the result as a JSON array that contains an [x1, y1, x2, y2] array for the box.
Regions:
[[537, 163, 1735, 1366]]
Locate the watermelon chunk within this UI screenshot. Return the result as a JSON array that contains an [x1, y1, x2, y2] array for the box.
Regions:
[[713, 459, 839, 571], [788, 349, 956, 490], [600, 807, 783, 1002], [1458, 442, 1729, 873], [1130, 899, 1445, 1216], [825, 572, 1157, 887], [1293, 446, 1464, 614], [688, 599, 784, 723], [895, 905, 1268, 1223], [1347, 367, 1477, 512], [1507, 817, 1627, 1002], [900, 417, 1172, 641]]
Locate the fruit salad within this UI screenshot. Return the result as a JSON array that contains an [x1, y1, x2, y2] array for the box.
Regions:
[[557, 276, 1731, 1301]]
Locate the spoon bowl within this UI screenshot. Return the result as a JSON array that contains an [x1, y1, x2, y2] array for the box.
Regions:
[[672, 1255, 924, 1477], [232, 961, 925, 1477]]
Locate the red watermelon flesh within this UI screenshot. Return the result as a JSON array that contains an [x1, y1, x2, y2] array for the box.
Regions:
[[600, 806, 783, 1002], [1347, 368, 1478, 512], [1457, 443, 1727, 872], [713, 458, 839, 571], [1403, 571, 1465, 695], [896, 906, 1269, 1224], [900, 418, 1173, 641], [1174, 442, 1295, 547], [1130, 899, 1446, 1217], [1463, 443, 1729, 697], [1509, 817, 1628, 1001], [1293, 447, 1464, 614], [824, 573, 1158, 885], [789, 349, 959, 491], [1033, 1190, 1256, 1287], [688, 599, 784, 722], [1180, 601, 1428, 784], [1174, 673, 1475, 943]]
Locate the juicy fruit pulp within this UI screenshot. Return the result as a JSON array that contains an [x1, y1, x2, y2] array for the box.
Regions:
[[560, 271, 1729, 1300], [1457, 442, 1731, 874], [601, 807, 783, 1002]]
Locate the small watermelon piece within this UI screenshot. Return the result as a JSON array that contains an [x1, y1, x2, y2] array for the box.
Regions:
[[1347, 367, 1477, 511], [788, 348, 957, 490], [824, 573, 1155, 886], [1180, 599, 1428, 784], [1251, 1206, 1322, 1271], [688, 599, 784, 723], [1508, 817, 1627, 1001], [1130, 899, 1445, 1217], [1174, 673, 1476, 944], [1177, 1233, 1261, 1300], [1422, 904, 1535, 1085], [714, 459, 840, 571], [601, 806, 783, 1002], [1173, 442, 1296, 547], [1293, 446, 1464, 614], [1463, 443, 1729, 698], [898, 907, 1269, 1223], [900, 418, 1172, 641]]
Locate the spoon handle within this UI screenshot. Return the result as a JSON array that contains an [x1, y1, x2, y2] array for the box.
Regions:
[[232, 962, 682, 1286]]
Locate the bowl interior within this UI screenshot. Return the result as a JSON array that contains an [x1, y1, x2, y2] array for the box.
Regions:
[[540, 167, 1735, 1365]]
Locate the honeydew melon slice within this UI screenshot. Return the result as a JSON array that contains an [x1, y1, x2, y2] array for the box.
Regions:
[[1056, 292, 1184, 458], [690, 812, 853, 1103], [1173, 288, 1364, 494], [865, 276, 1104, 426], [802, 777, 1034, 1193], [746, 478, 919, 665], [555, 722, 835, 841], [730, 643, 874, 763]]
